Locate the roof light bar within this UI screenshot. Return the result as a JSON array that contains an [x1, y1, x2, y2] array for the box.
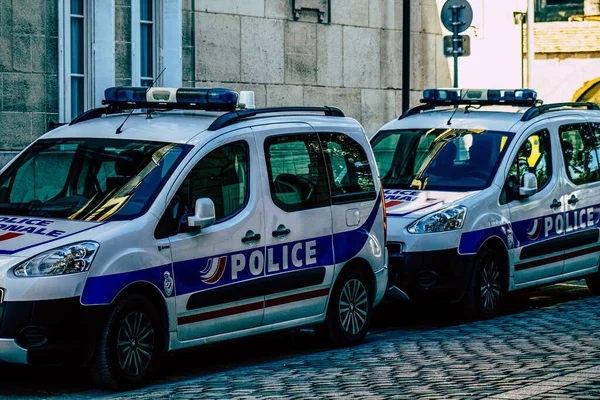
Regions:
[[421, 88, 538, 107], [103, 87, 239, 111]]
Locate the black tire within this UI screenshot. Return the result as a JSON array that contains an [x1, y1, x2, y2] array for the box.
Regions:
[[585, 273, 600, 295], [316, 268, 373, 347], [463, 247, 504, 319], [90, 294, 163, 390]]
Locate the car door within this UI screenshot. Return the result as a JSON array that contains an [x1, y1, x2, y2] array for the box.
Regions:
[[560, 120, 600, 275], [318, 131, 379, 269], [253, 123, 334, 326], [503, 126, 565, 285], [156, 128, 266, 342]]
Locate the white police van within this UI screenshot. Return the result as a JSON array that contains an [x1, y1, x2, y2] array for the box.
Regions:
[[371, 88, 600, 318], [0, 87, 387, 388]]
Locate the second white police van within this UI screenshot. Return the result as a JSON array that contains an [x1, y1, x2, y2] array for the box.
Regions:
[[371, 88, 600, 318], [0, 87, 387, 389]]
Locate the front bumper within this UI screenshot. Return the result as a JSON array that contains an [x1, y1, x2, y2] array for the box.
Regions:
[[0, 297, 108, 366], [390, 247, 475, 303], [0, 339, 27, 364]]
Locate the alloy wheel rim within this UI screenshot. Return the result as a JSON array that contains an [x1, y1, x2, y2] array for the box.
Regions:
[[117, 311, 155, 377], [339, 279, 369, 335], [480, 260, 501, 312]]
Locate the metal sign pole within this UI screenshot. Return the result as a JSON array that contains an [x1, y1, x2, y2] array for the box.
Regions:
[[451, 5, 461, 88], [441, 0, 472, 88]]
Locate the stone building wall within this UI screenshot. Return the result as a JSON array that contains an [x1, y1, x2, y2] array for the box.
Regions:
[[529, 21, 600, 104], [183, 0, 451, 136], [0, 0, 452, 168], [0, 0, 58, 163], [115, 0, 133, 87]]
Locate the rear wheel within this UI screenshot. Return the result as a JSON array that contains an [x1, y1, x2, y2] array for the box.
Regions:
[[90, 294, 163, 390], [316, 268, 373, 347], [463, 248, 504, 319]]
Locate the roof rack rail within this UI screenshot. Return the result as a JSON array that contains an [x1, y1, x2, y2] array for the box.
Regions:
[[207, 106, 345, 131], [69, 107, 113, 125], [521, 102, 600, 121], [68, 105, 345, 128], [398, 104, 435, 120]]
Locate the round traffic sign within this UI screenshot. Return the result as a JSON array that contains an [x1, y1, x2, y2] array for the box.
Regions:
[[440, 0, 473, 33]]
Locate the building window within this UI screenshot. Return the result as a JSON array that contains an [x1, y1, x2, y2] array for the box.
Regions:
[[60, 0, 93, 123], [535, 0, 584, 22], [133, 0, 160, 87], [140, 0, 154, 86], [70, 0, 85, 118]]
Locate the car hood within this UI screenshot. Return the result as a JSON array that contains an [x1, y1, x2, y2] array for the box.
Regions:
[[0, 215, 103, 257], [384, 189, 476, 219]]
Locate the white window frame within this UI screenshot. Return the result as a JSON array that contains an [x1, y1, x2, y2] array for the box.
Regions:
[[93, 0, 116, 108], [131, 0, 182, 88], [59, 0, 95, 123], [132, 0, 162, 87], [162, 0, 182, 87]]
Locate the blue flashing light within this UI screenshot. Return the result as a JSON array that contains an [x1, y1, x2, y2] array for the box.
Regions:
[[421, 88, 538, 106], [423, 89, 461, 102], [103, 86, 239, 111], [104, 87, 147, 102], [176, 88, 238, 106]]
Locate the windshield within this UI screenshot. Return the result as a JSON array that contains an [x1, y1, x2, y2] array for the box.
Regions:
[[0, 138, 191, 221], [371, 129, 514, 191]]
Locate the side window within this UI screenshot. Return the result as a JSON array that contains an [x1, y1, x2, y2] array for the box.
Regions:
[[501, 129, 552, 204], [265, 134, 330, 213], [372, 133, 400, 178], [8, 148, 74, 204], [319, 133, 375, 200], [559, 123, 600, 185], [155, 141, 249, 238]]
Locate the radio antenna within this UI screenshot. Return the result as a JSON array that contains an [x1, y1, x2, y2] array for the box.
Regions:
[[116, 68, 167, 134], [447, 89, 470, 126]]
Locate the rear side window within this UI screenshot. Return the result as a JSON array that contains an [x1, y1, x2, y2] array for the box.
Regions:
[[265, 134, 330, 213], [319, 133, 376, 203], [560, 123, 600, 185]]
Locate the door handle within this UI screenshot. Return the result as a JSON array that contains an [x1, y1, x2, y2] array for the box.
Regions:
[[241, 231, 261, 244], [550, 199, 562, 209], [272, 225, 291, 238], [568, 195, 579, 205]]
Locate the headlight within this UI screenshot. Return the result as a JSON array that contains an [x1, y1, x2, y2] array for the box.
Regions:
[[407, 205, 467, 234], [14, 242, 99, 277]]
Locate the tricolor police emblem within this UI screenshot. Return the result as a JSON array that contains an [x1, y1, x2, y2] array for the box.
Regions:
[[163, 271, 174, 297]]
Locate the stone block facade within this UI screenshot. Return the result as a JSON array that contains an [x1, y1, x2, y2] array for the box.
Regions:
[[0, 0, 58, 158], [0, 0, 451, 169], [184, 0, 450, 136], [115, 0, 133, 87]]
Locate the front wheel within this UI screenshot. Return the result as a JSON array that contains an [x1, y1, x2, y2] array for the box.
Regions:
[[90, 294, 163, 390], [316, 268, 373, 347], [463, 248, 504, 319]]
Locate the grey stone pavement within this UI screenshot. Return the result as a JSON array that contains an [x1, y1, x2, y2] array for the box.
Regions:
[[1, 281, 600, 399]]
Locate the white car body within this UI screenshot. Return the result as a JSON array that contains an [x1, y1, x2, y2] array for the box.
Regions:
[[371, 94, 600, 315], [0, 91, 387, 386]]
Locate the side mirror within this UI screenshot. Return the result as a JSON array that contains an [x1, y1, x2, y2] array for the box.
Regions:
[[188, 198, 215, 229], [519, 172, 538, 197]]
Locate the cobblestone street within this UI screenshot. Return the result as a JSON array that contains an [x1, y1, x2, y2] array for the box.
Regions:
[[1, 281, 599, 399]]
